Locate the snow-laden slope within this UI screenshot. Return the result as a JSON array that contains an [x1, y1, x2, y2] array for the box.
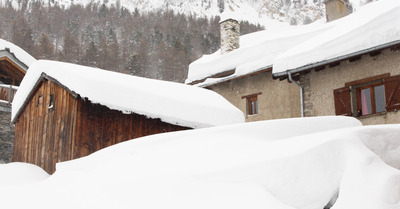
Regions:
[[0, 38, 36, 67], [0, 0, 380, 27], [0, 116, 399, 209]]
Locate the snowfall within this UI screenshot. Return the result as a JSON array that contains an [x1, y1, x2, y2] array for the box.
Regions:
[[0, 116, 399, 209]]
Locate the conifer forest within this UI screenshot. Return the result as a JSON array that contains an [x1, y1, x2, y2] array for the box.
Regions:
[[0, 1, 263, 82]]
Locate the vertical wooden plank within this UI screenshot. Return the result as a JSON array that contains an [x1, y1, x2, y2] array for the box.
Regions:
[[41, 81, 49, 170], [48, 82, 56, 173], [73, 101, 82, 160], [59, 87, 68, 162], [70, 97, 78, 161]]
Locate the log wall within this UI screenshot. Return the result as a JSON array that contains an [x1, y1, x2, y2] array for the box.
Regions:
[[72, 99, 189, 161], [13, 79, 78, 173], [14, 79, 190, 174]]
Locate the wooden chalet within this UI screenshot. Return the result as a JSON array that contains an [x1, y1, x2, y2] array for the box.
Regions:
[[11, 60, 244, 173], [0, 39, 35, 163], [0, 39, 35, 106]]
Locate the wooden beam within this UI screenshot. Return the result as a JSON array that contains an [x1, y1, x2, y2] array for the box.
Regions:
[[241, 92, 262, 99], [369, 50, 382, 57], [0, 56, 26, 75], [390, 44, 400, 51], [329, 61, 340, 68], [300, 69, 312, 75], [345, 73, 390, 87], [314, 66, 326, 72], [349, 55, 362, 62]]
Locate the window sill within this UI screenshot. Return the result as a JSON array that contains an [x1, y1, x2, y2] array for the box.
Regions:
[[356, 111, 387, 119], [246, 114, 258, 117]]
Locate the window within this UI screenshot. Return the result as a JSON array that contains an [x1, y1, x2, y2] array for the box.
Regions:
[[48, 94, 54, 109], [357, 83, 385, 116], [334, 74, 400, 117], [242, 93, 262, 116], [36, 95, 43, 107]]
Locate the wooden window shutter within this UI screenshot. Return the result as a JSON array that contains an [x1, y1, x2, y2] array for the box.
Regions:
[[384, 75, 400, 111], [333, 87, 351, 116]]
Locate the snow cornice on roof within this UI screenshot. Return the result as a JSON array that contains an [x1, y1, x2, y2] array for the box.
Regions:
[[273, 40, 400, 80], [272, 0, 400, 79], [0, 49, 29, 72], [0, 39, 36, 69], [12, 60, 245, 128], [187, 0, 400, 86]]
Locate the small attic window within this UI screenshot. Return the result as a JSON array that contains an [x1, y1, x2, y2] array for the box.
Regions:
[[36, 95, 43, 107], [48, 94, 54, 109]]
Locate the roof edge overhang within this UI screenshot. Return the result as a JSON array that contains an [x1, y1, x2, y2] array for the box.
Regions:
[[197, 66, 273, 88], [11, 73, 198, 129], [187, 65, 272, 88], [273, 39, 400, 80], [0, 50, 29, 72], [11, 73, 79, 124]]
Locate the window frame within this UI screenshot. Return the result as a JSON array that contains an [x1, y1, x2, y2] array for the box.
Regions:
[[242, 92, 262, 116], [354, 81, 385, 116], [333, 73, 400, 117]]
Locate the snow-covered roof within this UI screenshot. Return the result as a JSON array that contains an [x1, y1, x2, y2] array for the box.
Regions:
[[187, 0, 400, 86], [186, 20, 332, 86], [273, 0, 400, 76], [0, 38, 36, 70], [1, 116, 400, 209], [11, 60, 244, 128]]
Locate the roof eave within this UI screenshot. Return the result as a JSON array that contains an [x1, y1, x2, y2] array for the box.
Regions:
[[0, 50, 29, 71], [196, 65, 273, 88], [11, 73, 80, 124], [273, 39, 400, 80]]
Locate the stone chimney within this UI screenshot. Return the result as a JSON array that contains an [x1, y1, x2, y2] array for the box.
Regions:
[[324, 0, 350, 22], [220, 18, 240, 54]]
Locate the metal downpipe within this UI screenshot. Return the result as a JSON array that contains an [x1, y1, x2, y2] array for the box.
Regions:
[[288, 72, 304, 118]]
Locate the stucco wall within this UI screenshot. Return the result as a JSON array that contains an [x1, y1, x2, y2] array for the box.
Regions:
[[303, 48, 400, 125], [208, 71, 300, 122]]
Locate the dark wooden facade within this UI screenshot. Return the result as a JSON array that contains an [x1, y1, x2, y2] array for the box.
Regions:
[[0, 56, 26, 86], [0, 85, 17, 103], [13, 77, 189, 174]]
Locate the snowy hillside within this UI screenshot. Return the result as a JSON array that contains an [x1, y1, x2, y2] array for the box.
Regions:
[[0, 116, 399, 209], [1, 0, 380, 27]]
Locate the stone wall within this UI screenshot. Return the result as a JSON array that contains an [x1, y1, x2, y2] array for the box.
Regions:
[[220, 19, 240, 54], [0, 104, 14, 163], [301, 48, 400, 125], [300, 75, 313, 117]]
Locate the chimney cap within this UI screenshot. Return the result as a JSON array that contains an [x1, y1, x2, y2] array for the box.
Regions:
[[323, 0, 349, 4], [219, 11, 240, 24]]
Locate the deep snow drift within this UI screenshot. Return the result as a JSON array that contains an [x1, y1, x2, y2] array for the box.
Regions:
[[0, 116, 399, 209]]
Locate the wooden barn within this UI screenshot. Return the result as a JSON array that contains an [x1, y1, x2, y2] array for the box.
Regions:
[[11, 60, 244, 173]]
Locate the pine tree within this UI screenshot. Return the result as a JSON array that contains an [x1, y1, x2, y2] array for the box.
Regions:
[[61, 30, 80, 63], [36, 33, 54, 59], [82, 41, 99, 67], [12, 15, 34, 55]]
